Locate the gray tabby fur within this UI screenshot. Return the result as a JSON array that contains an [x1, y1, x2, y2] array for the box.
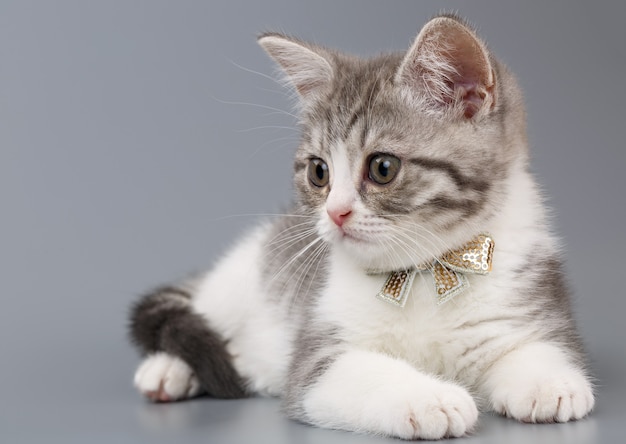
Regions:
[[130, 13, 592, 439]]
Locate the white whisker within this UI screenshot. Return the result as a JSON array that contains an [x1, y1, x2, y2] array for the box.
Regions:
[[268, 236, 323, 287], [287, 241, 328, 311], [265, 229, 318, 258], [228, 59, 283, 85], [249, 135, 300, 158], [210, 213, 317, 222], [210, 95, 299, 120], [238, 125, 299, 133], [388, 225, 447, 272]]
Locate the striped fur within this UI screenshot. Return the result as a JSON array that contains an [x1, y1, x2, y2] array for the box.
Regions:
[[129, 284, 248, 398], [129, 14, 593, 439]]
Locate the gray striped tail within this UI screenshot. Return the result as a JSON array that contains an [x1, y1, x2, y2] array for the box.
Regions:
[[129, 285, 248, 398]]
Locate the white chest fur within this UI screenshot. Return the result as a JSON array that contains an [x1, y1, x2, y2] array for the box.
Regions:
[[314, 245, 532, 384]]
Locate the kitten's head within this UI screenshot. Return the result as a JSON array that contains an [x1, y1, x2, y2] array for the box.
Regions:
[[259, 15, 527, 271]]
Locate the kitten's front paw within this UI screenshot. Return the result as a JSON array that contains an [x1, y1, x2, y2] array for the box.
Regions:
[[307, 376, 478, 440], [396, 381, 479, 440], [133, 352, 202, 402], [491, 370, 594, 423]]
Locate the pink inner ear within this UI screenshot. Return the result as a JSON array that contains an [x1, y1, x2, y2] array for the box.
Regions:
[[400, 18, 496, 118], [455, 81, 490, 119], [446, 40, 494, 118]]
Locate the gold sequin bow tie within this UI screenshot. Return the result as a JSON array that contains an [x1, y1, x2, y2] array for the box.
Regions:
[[374, 233, 494, 307]]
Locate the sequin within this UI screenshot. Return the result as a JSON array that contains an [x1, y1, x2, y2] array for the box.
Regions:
[[375, 233, 494, 307], [376, 269, 417, 308], [440, 233, 494, 275], [432, 262, 468, 305]]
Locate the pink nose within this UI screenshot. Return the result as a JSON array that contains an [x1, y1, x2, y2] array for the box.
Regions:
[[327, 207, 352, 227]]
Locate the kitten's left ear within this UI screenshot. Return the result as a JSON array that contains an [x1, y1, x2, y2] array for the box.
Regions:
[[396, 16, 496, 119], [258, 33, 333, 101]]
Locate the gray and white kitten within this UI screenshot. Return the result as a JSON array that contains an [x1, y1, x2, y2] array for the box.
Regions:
[[129, 15, 594, 440]]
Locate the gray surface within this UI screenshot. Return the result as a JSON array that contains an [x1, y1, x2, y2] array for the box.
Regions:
[[1, 0, 625, 442]]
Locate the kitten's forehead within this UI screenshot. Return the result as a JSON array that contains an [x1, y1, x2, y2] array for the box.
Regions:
[[306, 102, 440, 166], [301, 55, 456, 162], [303, 56, 398, 142]]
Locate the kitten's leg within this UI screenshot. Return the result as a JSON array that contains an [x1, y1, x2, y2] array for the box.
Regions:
[[289, 349, 478, 440], [482, 342, 594, 422], [134, 352, 202, 402], [129, 285, 248, 399]]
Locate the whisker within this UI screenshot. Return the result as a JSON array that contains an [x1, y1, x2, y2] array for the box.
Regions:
[[380, 213, 463, 256], [266, 221, 317, 244], [264, 222, 318, 253], [288, 241, 328, 311], [265, 229, 318, 258], [249, 135, 299, 158], [228, 59, 283, 86], [377, 235, 411, 272], [386, 232, 426, 271], [238, 125, 299, 133], [209, 213, 317, 222], [381, 216, 453, 260], [210, 95, 299, 120], [405, 223, 452, 254], [255, 86, 293, 96], [268, 236, 323, 286], [389, 226, 446, 272]]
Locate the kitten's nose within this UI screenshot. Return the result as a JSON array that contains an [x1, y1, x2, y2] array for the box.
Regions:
[[327, 207, 352, 227]]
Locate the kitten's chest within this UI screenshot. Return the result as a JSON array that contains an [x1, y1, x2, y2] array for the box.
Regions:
[[315, 258, 494, 374]]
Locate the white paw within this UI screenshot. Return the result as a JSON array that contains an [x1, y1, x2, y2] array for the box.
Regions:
[[304, 350, 478, 440], [388, 380, 479, 440], [485, 343, 595, 423], [491, 370, 594, 423], [133, 352, 202, 402]]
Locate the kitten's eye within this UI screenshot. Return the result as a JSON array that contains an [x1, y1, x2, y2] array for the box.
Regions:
[[368, 154, 401, 185], [308, 158, 329, 187]]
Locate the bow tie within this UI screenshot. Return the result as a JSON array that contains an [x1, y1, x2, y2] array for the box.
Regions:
[[374, 233, 494, 307]]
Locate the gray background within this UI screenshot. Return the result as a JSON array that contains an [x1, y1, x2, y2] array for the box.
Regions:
[[1, 1, 625, 443]]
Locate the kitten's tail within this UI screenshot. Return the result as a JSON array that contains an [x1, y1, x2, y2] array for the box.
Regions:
[[128, 284, 248, 398]]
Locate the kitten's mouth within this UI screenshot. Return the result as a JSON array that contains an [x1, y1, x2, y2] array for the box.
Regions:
[[323, 220, 377, 246], [338, 228, 368, 244]]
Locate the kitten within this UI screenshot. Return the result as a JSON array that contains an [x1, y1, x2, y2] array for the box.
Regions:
[[129, 14, 594, 440]]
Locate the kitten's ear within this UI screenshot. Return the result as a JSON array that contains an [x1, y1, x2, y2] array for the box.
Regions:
[[396, 16, 496, 119], [258, 33, 333, 100]]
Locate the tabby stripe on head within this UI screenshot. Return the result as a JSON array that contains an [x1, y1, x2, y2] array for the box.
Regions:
[[129, 285, 248, 398], [342, 105, 363, 141], [357, 82, 383, 148], [409, 157, 489, 191], [294, 160, 307, 173], [421, 194, 488, 218], [359, 117, 370, 151]]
